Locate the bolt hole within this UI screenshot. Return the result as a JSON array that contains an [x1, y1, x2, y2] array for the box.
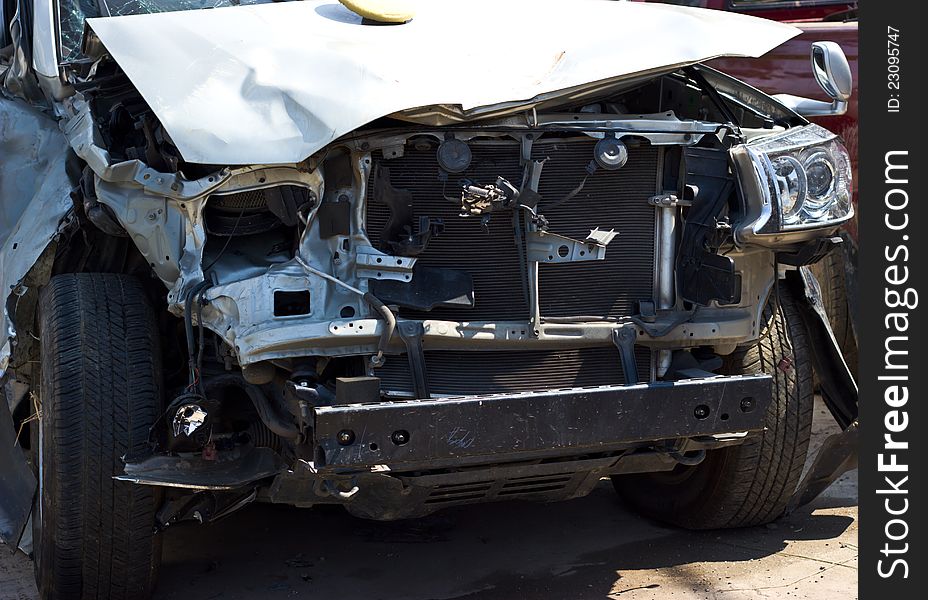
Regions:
[[557, 245, 570, 258], [376, 257, 383, 263], [377, 272, 383, 277], [369, 443, 379, 451], [143, 174, 151, 180], [348, 322, 354, 328], [579, 250, 585, 256], [721, 413, 730, 421], [548, 255, 554, 261]]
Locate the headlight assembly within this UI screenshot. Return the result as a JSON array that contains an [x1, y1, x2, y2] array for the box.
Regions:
[[732, 124, 853, 243]]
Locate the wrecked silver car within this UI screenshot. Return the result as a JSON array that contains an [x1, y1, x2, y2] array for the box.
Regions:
[[1, 1, 858, 598]]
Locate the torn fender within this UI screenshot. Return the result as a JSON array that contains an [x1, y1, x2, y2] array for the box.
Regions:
[[86, 0, 799, 165], [0, 98, 72, 545], [0, 384, 36, 546], [0, 98, 74, 377], [785, 267, 859, 512]]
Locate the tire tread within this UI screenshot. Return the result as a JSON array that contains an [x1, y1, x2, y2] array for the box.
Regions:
[[37, 273, 161, 600]]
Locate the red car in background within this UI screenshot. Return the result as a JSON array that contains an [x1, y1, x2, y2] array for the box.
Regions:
[[678, 0, 856, 21], [641, 0, 860, 372]]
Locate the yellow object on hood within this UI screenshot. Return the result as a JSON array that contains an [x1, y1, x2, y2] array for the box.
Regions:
[[338, 0, 416, 23]]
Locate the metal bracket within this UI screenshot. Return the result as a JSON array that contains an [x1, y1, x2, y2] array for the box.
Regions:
[[649, 191, 696, 209], [611, 325, 640, 384], [397, 321, 430, 399], [355, 246, 417, 282], [526, 230, 613, 264]]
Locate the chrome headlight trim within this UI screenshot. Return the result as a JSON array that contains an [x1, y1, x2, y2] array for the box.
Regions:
[[733, 124, 853, 244]]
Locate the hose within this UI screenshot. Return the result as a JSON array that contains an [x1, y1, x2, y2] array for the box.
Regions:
[[294, 255, 396, 367], [362, 292, 396, 367], [206, 374, 301, 441], [184, 280, 213, 393]]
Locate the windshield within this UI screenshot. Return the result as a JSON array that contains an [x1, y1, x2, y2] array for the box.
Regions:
[[58, 0, 274, 62]]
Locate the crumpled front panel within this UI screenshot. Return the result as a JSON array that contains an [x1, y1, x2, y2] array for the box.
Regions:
[[87, 0, 799, 165]]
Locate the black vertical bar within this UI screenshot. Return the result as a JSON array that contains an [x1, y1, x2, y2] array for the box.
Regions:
[[860, 3, 925, 597]]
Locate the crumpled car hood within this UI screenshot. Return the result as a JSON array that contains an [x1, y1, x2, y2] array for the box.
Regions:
[[87, 0, 798, 165]]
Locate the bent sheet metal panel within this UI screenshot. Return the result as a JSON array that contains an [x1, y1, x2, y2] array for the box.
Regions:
[[0, 100, 73, 377], [87, 0, 798, 165], [0, 389, 36, 546]]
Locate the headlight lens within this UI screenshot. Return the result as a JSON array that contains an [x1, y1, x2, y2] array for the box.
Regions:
[[740, 124, 853, 231], [805, 152, 835, 203], [772, 156, 806, 224]]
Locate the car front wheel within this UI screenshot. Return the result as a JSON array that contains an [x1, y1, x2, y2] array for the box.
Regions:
[[33, 273, 162, 600], [613, 287, 814, 529]]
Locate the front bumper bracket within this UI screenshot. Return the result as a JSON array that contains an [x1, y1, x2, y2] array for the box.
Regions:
[[314, 374, 773, 472]]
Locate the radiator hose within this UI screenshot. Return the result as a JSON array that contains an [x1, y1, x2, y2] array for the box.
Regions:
[[363, 292, 396, 367], [294, 256, 396, 367], [206, 374, 301, 441]]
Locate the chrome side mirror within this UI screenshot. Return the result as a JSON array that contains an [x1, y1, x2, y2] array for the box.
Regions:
[[811, 41, 853, 102], [773, 41, 853, 118]]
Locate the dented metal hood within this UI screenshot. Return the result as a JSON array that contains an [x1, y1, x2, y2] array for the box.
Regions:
[[87, 0, 798, 165]]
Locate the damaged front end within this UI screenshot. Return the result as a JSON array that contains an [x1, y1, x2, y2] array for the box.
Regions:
[[1, 0, 857, 543]]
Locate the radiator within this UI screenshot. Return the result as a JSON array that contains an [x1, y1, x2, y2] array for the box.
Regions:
[[377, 347, 652, 396], [366, 136, 660, 394]]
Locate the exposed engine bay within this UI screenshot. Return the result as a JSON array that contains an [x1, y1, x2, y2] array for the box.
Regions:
[[10, 64, 796, 521], [1, 0, 856, 539]]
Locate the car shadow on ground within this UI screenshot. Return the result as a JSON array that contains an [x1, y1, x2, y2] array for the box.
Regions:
[[152, 478, 856, 600]]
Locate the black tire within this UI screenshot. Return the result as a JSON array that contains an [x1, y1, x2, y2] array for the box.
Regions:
[[810, 248, 858, 377], [34, 273, 162, 600], [613, 287, 814, 529]]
